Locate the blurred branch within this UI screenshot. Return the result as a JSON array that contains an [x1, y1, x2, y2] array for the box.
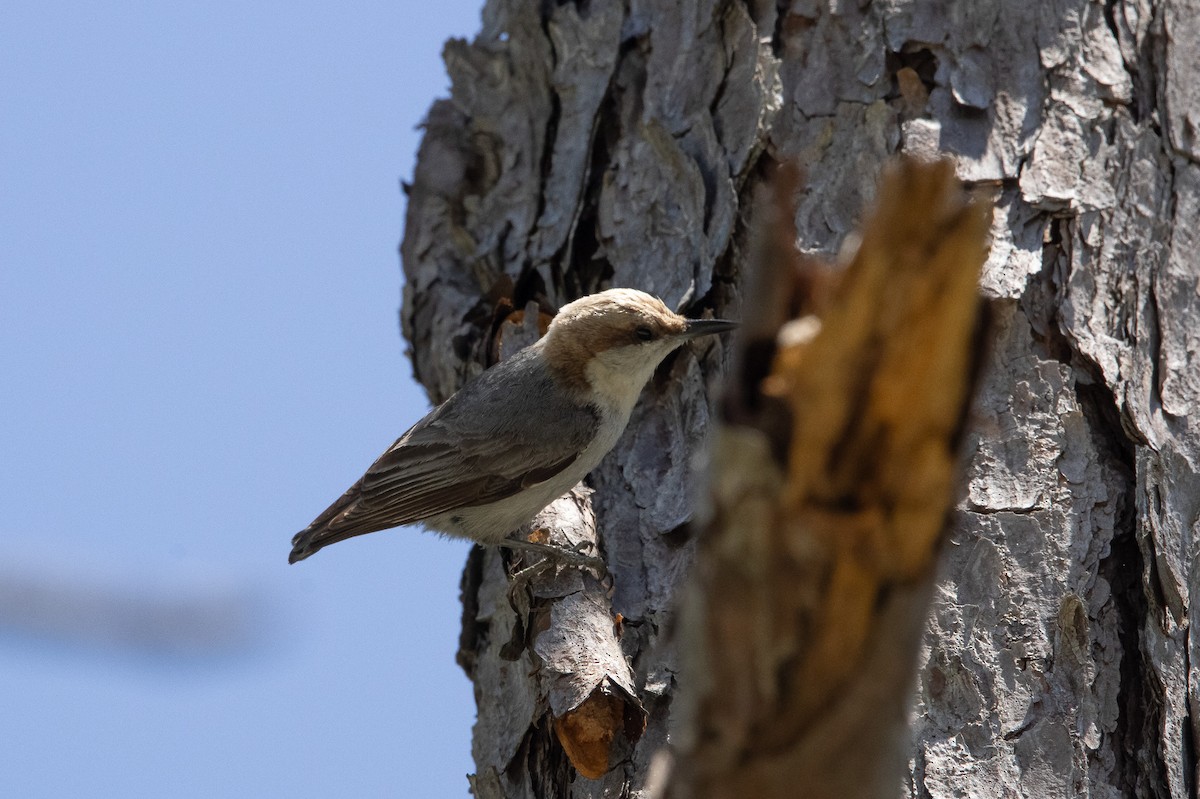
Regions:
[[672, 157, 991, 798], [0, 559, 262, 659]]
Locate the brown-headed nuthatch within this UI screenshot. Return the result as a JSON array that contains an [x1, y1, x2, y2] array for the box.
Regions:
[[288, 288, 736, 565]]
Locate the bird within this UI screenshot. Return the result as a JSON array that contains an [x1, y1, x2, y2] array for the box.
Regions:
[[288, 288, 736, 565]]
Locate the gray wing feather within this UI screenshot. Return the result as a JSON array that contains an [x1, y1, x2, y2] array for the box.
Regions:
[[289, 347, 599, 562]]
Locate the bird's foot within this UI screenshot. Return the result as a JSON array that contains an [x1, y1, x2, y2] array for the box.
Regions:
[[504, 539, 612, 612], [502, 538, 608, 578]]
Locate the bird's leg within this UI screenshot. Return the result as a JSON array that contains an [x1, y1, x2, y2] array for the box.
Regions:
[[501, 537, 608, 577], [505, 541, 608, 607], [507, 557, 556, 603]]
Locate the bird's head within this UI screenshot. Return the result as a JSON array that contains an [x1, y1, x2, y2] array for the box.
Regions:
[[542, 288, 736, 411]]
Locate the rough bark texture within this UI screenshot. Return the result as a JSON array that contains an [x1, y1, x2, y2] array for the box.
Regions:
[[400, 1, 1199, 797]]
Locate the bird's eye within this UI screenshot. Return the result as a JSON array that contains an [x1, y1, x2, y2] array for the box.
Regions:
[[634, 326, 654, 342]]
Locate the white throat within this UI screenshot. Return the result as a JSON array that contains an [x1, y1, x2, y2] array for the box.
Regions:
[[583, 342, 678, 417]]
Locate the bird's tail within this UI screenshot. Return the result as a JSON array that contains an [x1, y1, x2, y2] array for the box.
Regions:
[[288, 527, 328, 564], [292, 517, 384, 563], [288, 484, 366, 564]]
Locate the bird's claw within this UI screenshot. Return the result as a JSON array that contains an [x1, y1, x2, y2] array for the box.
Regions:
[[502, 538, 608, 579]]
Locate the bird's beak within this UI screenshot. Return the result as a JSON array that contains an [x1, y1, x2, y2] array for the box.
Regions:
[[681, 318, 738, 339]]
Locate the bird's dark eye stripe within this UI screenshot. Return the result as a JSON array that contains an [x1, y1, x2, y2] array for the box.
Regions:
[[635, 326, 654, 341]]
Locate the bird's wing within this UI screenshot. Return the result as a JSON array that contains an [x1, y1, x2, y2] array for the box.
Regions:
[[288, 428, 585, 563], [349, 429, 583, 530], [289, 351, 600, 562]]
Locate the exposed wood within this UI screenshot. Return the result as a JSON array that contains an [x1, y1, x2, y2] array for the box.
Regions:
[[672, 158, 989, 799]]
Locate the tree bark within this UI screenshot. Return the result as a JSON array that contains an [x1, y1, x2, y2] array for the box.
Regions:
[[400, 1, 1200, 797]]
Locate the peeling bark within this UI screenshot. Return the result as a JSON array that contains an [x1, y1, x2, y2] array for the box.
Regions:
[[401, 1, 1199, 796]]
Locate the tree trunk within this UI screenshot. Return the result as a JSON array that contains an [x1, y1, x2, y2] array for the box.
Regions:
[[400, 1, 1199, 797]]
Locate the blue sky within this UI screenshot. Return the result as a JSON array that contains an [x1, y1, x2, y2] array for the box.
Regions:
[[1, 2, 484, 795]]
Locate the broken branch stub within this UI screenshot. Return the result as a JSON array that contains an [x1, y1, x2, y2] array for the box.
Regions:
[[673, 157, 991, 799]]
